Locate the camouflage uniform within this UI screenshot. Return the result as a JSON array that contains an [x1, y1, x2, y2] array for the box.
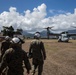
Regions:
[[0, 40, 11, 62], [0, 47, 31, 75], [29, 39, 46, 75]]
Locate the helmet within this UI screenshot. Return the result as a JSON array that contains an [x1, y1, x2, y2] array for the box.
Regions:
[[5, 36, 10, 40], [34, 32, 41, 39], [11, 37, 20, 44]]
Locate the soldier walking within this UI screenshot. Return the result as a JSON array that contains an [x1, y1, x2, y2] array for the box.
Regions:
[[0, 37, 31, 75], [0, 36, 11, 62], [29, 32, 46, 75]]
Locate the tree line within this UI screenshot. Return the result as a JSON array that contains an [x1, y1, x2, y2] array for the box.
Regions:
[[1, 26, 23, 37]]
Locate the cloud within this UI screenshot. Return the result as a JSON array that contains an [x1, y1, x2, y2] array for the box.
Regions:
[[74, 8, 76, 15], [49, 9, 67, 16], [0, 3, 76, 33]]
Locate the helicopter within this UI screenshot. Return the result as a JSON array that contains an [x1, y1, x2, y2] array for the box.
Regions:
[[44, 26, 76, 42]]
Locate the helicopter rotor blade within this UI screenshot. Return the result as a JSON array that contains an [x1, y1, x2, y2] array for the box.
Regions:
[[44, 26, 54, 29]]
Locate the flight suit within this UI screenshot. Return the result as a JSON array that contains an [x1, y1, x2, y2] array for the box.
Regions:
[[29, 39, 46, 75], [0, 47, 31, 75]]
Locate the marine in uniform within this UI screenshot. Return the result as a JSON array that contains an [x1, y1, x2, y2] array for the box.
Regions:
[[0, 36, 11, 62], [29, 32, 46, 75], [0, 37, 31, 75]]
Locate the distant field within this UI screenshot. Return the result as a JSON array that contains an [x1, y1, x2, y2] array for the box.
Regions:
[[1, 39, 76, 75], [23, 39, 76, 75]]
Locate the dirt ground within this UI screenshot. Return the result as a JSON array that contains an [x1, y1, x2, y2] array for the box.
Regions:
[[1, 39, 76, 75], [22, 39, 76, 75]]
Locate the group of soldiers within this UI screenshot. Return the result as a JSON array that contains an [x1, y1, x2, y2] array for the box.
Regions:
[[0, 32, 46, 75]]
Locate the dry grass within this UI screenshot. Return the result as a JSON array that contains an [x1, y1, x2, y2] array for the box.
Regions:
[[1, 39, 76, 75], [23, 39, 76, 75]]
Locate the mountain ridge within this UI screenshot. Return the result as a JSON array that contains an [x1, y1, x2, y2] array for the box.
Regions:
[[22, 29, 76, 38]]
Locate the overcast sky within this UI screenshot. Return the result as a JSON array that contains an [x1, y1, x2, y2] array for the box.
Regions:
[[0, 0, 76, 33]]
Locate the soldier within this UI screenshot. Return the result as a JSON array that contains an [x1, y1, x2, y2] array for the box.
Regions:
[[0, 37, 31, 75], [0, 36, 11, 62], [29, 32, 46, 75]]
